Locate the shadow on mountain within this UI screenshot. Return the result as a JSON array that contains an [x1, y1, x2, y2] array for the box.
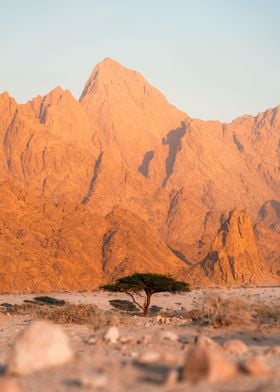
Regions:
[[138, 150, 155, 177], [259, 200, 280, 219], [162, 122, 187, 187], [168, 245, 193, 266]]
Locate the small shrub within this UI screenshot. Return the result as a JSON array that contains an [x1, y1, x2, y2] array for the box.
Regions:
[[0, 303, 130, 330]]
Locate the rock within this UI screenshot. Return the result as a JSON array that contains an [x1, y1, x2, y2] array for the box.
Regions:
[[194, 335, 220, 350], [223, 340, 248, 354], [78, 373, 107, 389], [141, 335, 152, 345], [0, 378, 22, 392], [138, 351, 161, 364], [162, 352, 178, 363], [179, 336, 190, 344], [182, 346, 237, 383], [84, 335, 97, 345], [104, 327, 119, 344], [7, 321, 73, 375], [200, 209, 274, 286], [160, 331, 178, 342], [165, 369, 179, 386], [264, 346, 280, 355], [242, 355, 270, 376], [120, 336, 134, 344]]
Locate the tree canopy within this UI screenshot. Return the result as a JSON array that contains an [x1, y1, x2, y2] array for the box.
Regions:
[[101, 273, 190, 315]]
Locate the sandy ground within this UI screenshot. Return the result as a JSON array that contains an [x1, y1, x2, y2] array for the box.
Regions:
[[0, 287, 279, 392]]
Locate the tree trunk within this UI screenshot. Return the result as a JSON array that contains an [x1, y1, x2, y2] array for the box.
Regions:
[[143, 292, 151, 316]]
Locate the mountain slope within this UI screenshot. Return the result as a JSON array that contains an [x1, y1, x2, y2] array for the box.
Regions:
[[0, 58, 279, 290]]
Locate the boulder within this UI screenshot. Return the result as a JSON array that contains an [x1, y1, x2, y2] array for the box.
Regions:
[[7, 321, 73, 375], [223, 340, 248, 354], [182, 346, 237, 383]]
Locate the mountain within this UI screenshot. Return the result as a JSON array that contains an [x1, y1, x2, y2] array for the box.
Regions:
[[0, 58, 279, 290]]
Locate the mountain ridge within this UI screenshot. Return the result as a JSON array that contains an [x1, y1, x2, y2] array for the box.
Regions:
[[0, 58, 279, 290]]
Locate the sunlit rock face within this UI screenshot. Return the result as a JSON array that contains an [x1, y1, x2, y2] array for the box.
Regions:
[[0, 58, 279, 290]]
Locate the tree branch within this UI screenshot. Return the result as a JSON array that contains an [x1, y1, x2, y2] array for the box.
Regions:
[[124, 291, 144, 311]]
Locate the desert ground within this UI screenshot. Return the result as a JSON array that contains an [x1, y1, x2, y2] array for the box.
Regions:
[[0, 287, 279, 392]]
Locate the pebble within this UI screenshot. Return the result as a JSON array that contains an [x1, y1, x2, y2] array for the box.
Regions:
[[194, 335, 220, 350], [85, 335, 97, 345], [223, 340, 248, 355], [78, 374, 107, 389], [138, 351, 161, 364], [104, 327, 119, 344], [160, 331, 179, 342]]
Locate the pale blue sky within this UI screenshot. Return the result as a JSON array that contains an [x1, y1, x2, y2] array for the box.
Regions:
[[0, 0, 279, 121]]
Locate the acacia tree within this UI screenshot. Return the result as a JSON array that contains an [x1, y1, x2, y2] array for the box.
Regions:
[[100, 273, 190, 316]]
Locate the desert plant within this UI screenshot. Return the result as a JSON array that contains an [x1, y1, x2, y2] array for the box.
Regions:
[[0, 302, 130, 330], [101, 273, 190, 315]]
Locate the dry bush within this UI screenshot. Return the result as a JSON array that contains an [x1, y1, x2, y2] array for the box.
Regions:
[[183, 293, 280, 328], [253, 304, 280, 325], [203, 294, 253, 327], [1, 303, 130, 330], [159, 294, 252, 327]]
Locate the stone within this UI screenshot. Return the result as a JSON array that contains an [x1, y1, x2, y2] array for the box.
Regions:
[[160, 331, 179, 342], [104, 327, 119, 344], [0, 378, 22, 392], [242, 355, 270, 376], [120, 336, 134, 344], [162, 352, 178, 363], [141, 335, 152, 345], [223, 340, 248, 355], [138, 351, 161, 364], [84, 335, 97, 345], [165, 369, 179, 386], [264, 346, 280, 355], [7, 321, 73, 375], [194, 335, 220, 350], [78, 374, 107, 389], [182, 346, 237, 383]]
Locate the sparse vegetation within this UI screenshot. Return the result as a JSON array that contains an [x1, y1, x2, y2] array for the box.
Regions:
[[101, 273, 190, 315], [0, 302, 129, 330], [165, 293, 280, 328]]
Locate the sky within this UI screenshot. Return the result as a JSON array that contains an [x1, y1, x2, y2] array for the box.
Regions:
[[0, 0, 280, 122]]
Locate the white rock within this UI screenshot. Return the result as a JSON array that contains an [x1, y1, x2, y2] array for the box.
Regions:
[[7, 321, 73, 375], [104, 327, 119, 344], [160, 331, 178, 342], [223, 340, 248, 355]]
